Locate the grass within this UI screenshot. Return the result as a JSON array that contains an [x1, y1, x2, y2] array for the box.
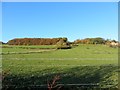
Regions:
[[2, 45, 56, 54], [1, 44, 119, 89]]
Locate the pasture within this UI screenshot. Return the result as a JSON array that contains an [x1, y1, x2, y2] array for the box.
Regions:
[[1, 44, 119, 89]]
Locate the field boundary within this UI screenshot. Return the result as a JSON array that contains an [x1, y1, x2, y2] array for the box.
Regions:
[[2, 58, 118, 60], [5, 65, 118, 67]]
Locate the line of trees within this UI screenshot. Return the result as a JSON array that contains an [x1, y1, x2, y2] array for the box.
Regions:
[[7, 38, 68, 45], [74, 37, 118, 45], [5, 37, 119, 47]]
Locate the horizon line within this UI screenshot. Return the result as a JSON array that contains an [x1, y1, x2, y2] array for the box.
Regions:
[[1, 37, 118, 43]]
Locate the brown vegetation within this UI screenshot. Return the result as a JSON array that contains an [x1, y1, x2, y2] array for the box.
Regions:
[[56, 39, 71, 49], [47, 75, 61, 90], [7, 38, 68, 45], [74, 37, 106, 44]]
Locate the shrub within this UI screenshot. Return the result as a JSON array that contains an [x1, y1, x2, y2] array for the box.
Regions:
[[56, 39, 71, 49]]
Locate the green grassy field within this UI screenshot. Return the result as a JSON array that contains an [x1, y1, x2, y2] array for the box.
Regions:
[[1, 44, 119, 89]]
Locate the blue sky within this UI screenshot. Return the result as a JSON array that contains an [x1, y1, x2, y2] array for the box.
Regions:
[[2, 2, 118, 42]]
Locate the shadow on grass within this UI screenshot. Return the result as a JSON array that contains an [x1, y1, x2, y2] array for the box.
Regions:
[[2, 65, 119, 90]]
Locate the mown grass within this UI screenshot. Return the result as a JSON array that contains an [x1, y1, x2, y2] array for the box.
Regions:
[[2, 44, 119, 89], [2, 45, 56, 54], [2, 44, 118, 58]]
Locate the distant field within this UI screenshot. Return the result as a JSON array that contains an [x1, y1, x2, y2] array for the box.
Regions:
[[2, 44, 119, 89]]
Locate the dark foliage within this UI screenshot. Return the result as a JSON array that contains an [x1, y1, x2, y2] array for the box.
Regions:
[[0, 41, 6, 44]]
